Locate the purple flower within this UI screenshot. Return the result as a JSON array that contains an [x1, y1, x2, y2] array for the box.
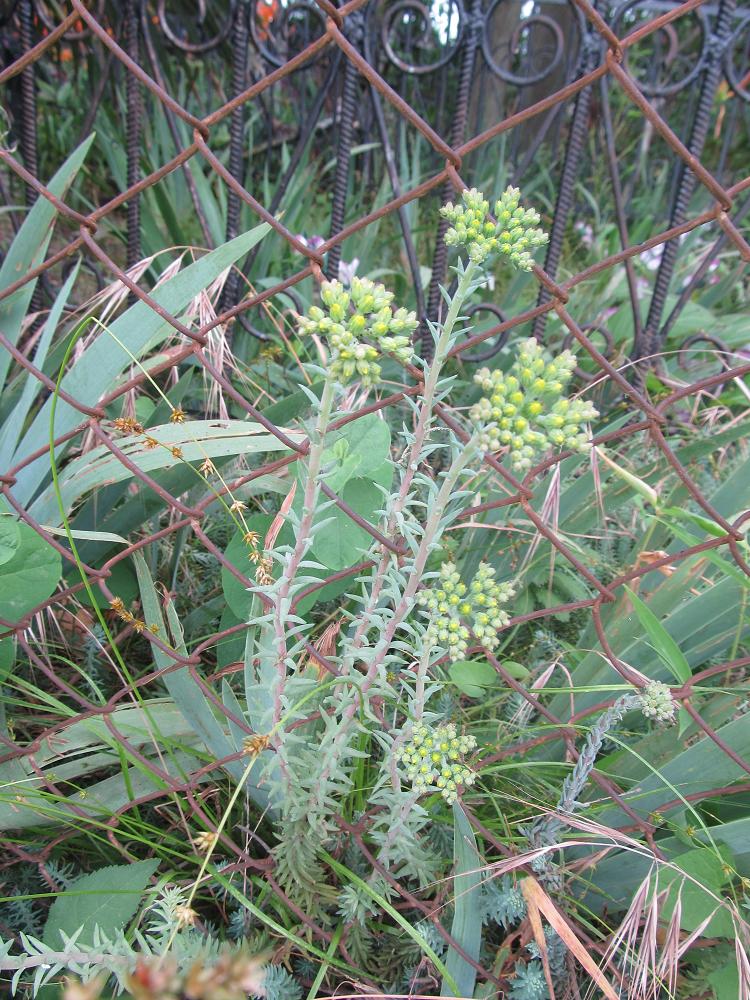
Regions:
[[640, 245, 663, 271], [295, 234, 326, 251], [337, 256, 360, 286], [574, 221, 594, 249]]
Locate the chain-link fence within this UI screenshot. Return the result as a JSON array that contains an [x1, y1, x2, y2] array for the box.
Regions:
[[1, 0, 750, 992]]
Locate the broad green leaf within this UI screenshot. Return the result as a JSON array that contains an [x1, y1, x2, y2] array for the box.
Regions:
[[624, 587, 691, 684], [449, 660, 499, 698], [134, 553, 239, 775], [447, 658, 529, 698], [549, 569, 740, 721], [311, 478, 383, 571], [75, 560, 138, 610], [215, 606, 247, 670], [657, 848, 734, 938], [598, 714, 750, 827], [0, 636, 14, 679], [321, 414, 391, 493], [261, 381, 324, 426], [0, 264, 80, 471], [220, 678, 273, 812], [502, 660, 531, 680], [221, 517, 273, 621], [708, 959, 740, 998], [44, 859, 158, 947], [222, 517, 352, 620], [14, 222, 271, 505], [442, 803, 484, 997], [0, 522, 61, 623], [31, 419, 296, 525], [0, 748, 202, 831], [0, 136, 94, 390], [0, 516, 20, 566]]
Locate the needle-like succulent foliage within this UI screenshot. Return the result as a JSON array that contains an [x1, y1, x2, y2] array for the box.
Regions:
[[297, 276, 417, 386], [441, 186, 549, 268], [470, 338, 599, 470]]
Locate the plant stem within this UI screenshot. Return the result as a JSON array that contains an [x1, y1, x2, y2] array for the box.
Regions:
[[271, 377, 335, 730], [313, 436, 480, 796], [342, 260, 479, 670]]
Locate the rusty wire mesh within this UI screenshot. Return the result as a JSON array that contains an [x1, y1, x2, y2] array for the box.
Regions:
[[1, 0, 750, 988]]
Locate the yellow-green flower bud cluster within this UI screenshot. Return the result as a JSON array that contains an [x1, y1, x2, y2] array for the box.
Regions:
[[395, 722, 477, 803], [298, 276, 417, 386], [417, 561, 515, 660], [441, 186, 549, 268], [470, 338, 599, 470], [640, 681, 676, 724]]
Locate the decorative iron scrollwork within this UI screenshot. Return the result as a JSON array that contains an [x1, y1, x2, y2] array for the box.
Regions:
[[250, 0, 328, 68], [613, 0, 708, 97], [481, 0, 567, 86], [33, 0, 106, 39], [379, 0, 465, 74], [156, 0, 235, 53]]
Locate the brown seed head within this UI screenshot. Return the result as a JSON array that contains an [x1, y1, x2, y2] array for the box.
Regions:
[[243, 734, 271, 757]]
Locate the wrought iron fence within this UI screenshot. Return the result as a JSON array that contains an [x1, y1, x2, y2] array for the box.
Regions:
[[0, 0, 749, 991]]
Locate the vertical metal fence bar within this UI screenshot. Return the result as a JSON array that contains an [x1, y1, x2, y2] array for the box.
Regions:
[[599, 74, 644, 350], [222, 0, 250, 311], [635, 0, 737, 363], [18, 0, 36, 209], [422, 0, 483, 360], [125, 0, 142, 274], [327, 19, 362, 282], [531, 17, 600, 343]]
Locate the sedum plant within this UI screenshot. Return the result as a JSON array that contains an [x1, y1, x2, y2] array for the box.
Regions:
[[417, 561, 515, 659], [221, 186, 599, 902], [470, 339, 599, 471], [441, 187, 549, 268], [394, 722, 477, 803]]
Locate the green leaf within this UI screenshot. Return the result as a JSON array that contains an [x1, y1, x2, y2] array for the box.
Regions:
[[441, 803, 484, 997], [449, 659, 529, 697], [658, 848, 734, 938], [221, 517, 272, 621], [449, 660, 498, 698], [0, 746, 203, 831], [708, 959, 740, 998], [311, 478, 383, 571], [134, 553, 237, 771], [598, 714, 750, 827], [14, 222, 271, 505], [43, 859, 158, 947], [0, 265, 80, 471], [31, 418, 294, 525], [0, 522, 61, 623], [0, 137, 94, 390], [502, 660, 531, 680], [75, 559, 138, 610], [586, 816, 750, 913], [222, 515, 357, 618], [624, 587, 691, 683], [321, 414, 391, 493], [660, 506, 727, 540], [0, 636, 14, 679], [0, 516, 20, 567]]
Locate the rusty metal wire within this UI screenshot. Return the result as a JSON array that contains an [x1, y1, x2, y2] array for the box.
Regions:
[[0, 0, 749, 988]]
